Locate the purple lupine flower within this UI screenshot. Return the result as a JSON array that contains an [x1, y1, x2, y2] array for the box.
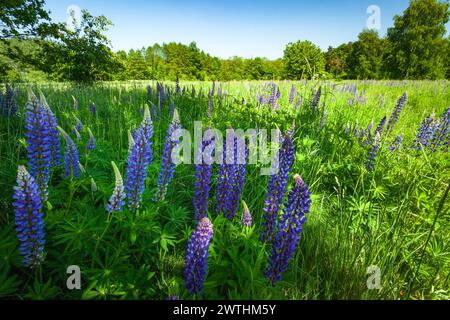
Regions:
[[289, 85, 296, 104], [165, 295, 179, 300], [261, 130, 295, 243], [265, 174, 311, 286], [386, 93, 407, 134], [193, 135, 215, 221], [106, 161, 126, 213], [89, 102, 96, 115], [269, 83, 277, 109], [0, 82, 18, 116], [311, 87, 321, 110], [87, 128, 95, 151], [154, 110, 182, 201], [140, 105, 153, 163], [42, 102, 61, 167], [184, 217, 213, 294], [365, 132, 381, 171], [61, 130, 80, 178], [207, 92, 213, 118], [191, 86, 196, 98], [13, 165, 45, 267], [428, 107, 450, 152], [389, 135, 403, 153], [241, 200, 252, 227], [223, 133, 247, 220], [158, 82, 164, 112], [125, 127, 151, 210], [74, 115, 83, 133], [25, 96, 52, 202], [242, 97, 246, 105], [374, 116, 387, 138], [215, 131, 248, 220], [215, 140, 229, 215], [412, 115, 435, 151]]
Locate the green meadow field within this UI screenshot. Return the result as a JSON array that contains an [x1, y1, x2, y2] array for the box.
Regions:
[[0, 80, 449, 300]]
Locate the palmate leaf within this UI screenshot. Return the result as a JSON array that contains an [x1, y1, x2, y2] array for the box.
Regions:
[[0, 264, 21, 298]]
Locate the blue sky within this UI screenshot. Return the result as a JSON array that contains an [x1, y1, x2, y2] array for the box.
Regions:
[[44, 0, 423, 59]]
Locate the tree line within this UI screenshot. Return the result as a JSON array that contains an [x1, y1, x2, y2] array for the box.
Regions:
[[0, 0, 449, 83]]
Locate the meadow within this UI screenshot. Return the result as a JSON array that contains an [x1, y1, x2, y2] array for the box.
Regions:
[[0, 79, 449, 300]]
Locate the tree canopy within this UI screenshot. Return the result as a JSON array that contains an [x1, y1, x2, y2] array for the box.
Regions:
[[0, 0, 449, 82]]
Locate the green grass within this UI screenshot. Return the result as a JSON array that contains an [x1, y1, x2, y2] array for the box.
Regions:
[[0, 80, 449, 300]]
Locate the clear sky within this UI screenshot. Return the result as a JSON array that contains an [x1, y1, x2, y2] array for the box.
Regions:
[[44, 0, 425, 59]]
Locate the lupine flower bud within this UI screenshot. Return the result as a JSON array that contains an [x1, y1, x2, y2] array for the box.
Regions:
[[265, 174, 311, 286], [13, 165, 45, 267], [241, 200, 252, 227], [87, 127, 95, 151], [184, 217, 213, 294], [72, 95, 78, 110], [106, 161, 126, 213]]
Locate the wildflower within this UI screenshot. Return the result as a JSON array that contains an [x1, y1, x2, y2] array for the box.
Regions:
[[269, 83, 277, 109], [125, 127, 151, 210], [140, 105, 154, 163], [60, 128, 80, 178], [412, 115, 435, 151], [154, 110, 182, 201], [13, 165, 45, 267], [184, 217, 213, 294], [40, 99, 61, 167], [241, 200, 252, 227], [106, 161, 126, 213], [311, 87, 321, 110], [365, 131, 381, 172], [265, 174, 311, 286], [74, 115, 83, 133], [215, 131, 248, 220], [208, 93, 213, 118], [386, 93, 407, 134], [87, 128, 95, 151], [389, 135, 403, 154], [289, 85, 296, 104], [89, 102, 96, 115], [193, 135, 215, 221], [261, 130, 295, 243], [0, 82, 18, 116], [25, 95, 52, 202]]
